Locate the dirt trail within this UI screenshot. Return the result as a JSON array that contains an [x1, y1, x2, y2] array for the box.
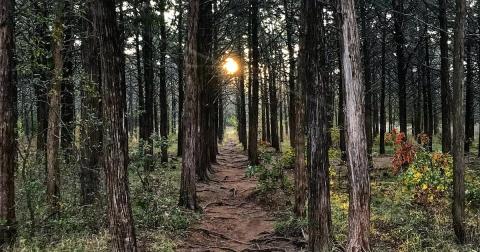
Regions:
[[177, 140, 300, 252]]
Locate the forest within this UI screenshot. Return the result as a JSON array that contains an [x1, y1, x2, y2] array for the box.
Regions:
[[0, 0, 480, 251]]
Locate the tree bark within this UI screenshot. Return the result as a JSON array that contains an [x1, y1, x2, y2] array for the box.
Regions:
[[294, 34, 306, 218], [80, 0, 102, 206], [284, 0, 296, 148], [439, 0, 452, 153], [339, 0, 371, 249], [47, 1, 64, 215], [393, 0, 407, 136], [269, 65, 279, 151], [179, 0, 199, 210], [451, 0, 466, 243], [142, 0, 154, 171], [360, 1, 373, 162], [379, 18, 386, 155], [92, 0, 138, 249], [159, 0, 169, 163], [464, 39, 474, 153], [248, 0, 260, 165], [61, 1, 75, 156], [33, 0, 50, 156], [302, 1, 332, 250], [197, 0, 213, 180], [177, 0, 184, 157], [238, 43, 248, 150], [0, 0, 17, 245]]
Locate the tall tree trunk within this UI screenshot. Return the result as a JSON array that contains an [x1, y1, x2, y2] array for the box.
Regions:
[[197, 0, 213, 180], [339, 0, 371, 249], [135, 30, 144, 141], [179, 0, 199, 210], [248, 0, 260, 165], [92, 0, 138, 249], [47, 1, 64, 215], [261, 70, 267, 142], [177, 0, 184, 157], [33, 0, 50, 157], [80, 0, 102, 206], [439, 0, 452, 152], [0, 0, 17, 245], [379, 19, 386, 154], [464, 39, 474, 153], [238, 43, 247, 150], [425, 35, 433, 151], [393, 0, 407, 135], [478, 3, 480, 158], [294, 28, 306, 218], [302, 1, 331, 250], [451, 0, 466, 243], [218, 91, 224, 142], [279, 70, 284, 143], [360, 1, 372, 163], [159, 0, 169, 163], [61, 1, 75, 156], [142, 0, 154, 171], [269, 65, 279, 151], [284, 0, 296, 148]]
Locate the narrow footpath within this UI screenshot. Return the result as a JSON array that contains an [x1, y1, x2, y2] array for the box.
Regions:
[[177, 140, 301, 252]]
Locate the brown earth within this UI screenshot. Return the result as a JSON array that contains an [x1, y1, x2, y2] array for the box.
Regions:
[[176, 140, 302, 252]]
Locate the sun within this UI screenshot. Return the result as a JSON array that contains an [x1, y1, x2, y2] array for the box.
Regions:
[[223, 57, 239, 75]]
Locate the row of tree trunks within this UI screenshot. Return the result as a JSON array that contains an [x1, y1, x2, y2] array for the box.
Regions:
[[0, 0, 17, 245]]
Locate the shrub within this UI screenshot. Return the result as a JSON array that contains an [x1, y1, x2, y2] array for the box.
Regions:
[[391, 131, 416, 174], [401, 149, 453, 205], [280, 147, 295, 169]]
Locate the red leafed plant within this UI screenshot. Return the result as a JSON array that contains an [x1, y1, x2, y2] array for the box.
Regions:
[[392, 132, 416, 174]]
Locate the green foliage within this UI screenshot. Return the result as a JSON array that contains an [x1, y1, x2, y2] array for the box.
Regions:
[[466, 181, 480, 208], [245, 165, 261, 178], [226, 115, 238, 128], [279, 147, 295, 169], [247, 150, 293, 196], [257, 164, 292, 194], [328, 147, 341, 161], [329, 127, 341, 147], [274, 215, 307, 237]]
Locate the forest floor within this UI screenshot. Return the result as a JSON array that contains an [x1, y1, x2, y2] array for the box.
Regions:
[[177, 140, 302, 252]]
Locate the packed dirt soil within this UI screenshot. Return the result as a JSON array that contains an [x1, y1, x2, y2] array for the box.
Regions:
[[177, 140, 302, 252]]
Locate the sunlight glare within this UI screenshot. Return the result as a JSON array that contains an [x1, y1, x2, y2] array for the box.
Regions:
[[223, 57, 239, 75]]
